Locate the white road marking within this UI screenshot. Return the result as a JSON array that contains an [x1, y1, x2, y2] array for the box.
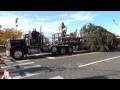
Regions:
[[12, 62, 34, 66], [78, 55, 120, 68], [2, 56, 13, 60], [29, 53, 49, 56], [2, 59, 11, 62], [24, 65, 41, 69], [49, 76, 64, 79], [6, 60, 31, 64], [47, 57, 56, 59], [16, 60, 30, 63], [1, 62, 35, 68], [2, 56, 8, 59], [33, 54, 41, 56], [1, 75, 5, 79], [12, 72, 42, 79]]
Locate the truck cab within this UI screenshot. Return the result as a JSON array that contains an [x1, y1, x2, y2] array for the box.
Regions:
[[5, 31, 50, 60]]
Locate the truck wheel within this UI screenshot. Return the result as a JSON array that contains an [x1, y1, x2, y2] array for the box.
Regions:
[[59, 47, 66, 55], [67, 47, 73, 54], [11, 49, 24, 60], [51, 46, 58, 55]]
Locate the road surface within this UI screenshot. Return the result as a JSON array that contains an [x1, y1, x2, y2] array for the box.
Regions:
[[1, 49, 120, 79]]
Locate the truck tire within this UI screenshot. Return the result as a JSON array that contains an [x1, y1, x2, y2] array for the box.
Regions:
[[59, 47, 66, 55], [11, 49, 24, 60], [51, 46, 58, 55], [67, 47, 73, 54]]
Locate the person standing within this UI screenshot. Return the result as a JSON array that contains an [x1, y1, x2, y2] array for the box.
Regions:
[[59, 22, 67, 37]]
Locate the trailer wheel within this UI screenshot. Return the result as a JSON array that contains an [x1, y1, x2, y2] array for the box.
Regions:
[[11, 49, 24, 60], [59, 47, 66, 55], [67, 47, 73, 54], [51, 46, 58, 55]]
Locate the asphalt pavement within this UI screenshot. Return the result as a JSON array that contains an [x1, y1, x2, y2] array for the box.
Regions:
[[1, 48, 120, 79]]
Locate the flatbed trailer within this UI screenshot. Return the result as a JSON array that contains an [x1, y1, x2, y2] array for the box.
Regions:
[[51, 33, 83, 55]]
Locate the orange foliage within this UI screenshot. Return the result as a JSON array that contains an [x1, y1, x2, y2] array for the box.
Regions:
[[0, 28, 22, 44]]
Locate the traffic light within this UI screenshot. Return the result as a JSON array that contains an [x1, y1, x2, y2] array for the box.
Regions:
[[15, 18, 18, 27], [16, 18, 18, 23]]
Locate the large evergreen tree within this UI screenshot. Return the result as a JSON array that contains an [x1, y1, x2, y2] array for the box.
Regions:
[[80, 23, 118, 52]]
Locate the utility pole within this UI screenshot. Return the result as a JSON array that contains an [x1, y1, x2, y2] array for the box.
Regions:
[[40, 25, 43, 48]]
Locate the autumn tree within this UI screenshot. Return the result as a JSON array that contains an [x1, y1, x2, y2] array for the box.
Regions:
[[0, 28, 22, 45]]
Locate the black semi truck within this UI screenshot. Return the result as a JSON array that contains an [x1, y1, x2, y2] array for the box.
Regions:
[[5, 29, 83, 60]]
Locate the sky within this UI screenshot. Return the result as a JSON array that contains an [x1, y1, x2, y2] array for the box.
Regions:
[[0, 11, 120, 41]]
